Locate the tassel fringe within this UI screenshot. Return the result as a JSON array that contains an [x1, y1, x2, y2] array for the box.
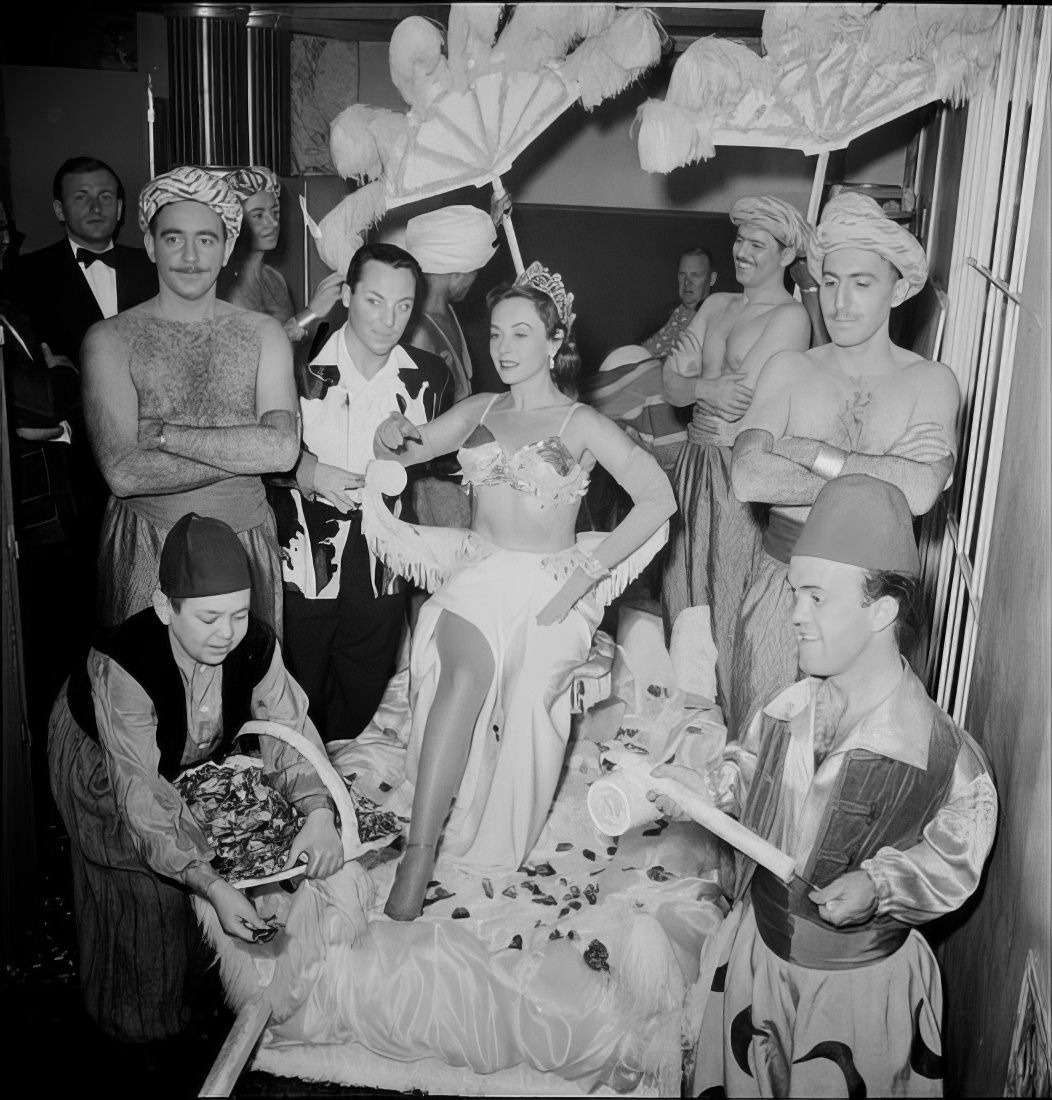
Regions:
[[361, 460, 667, 611], [545, 522, 670, 611], [361, 477, 481, 594]]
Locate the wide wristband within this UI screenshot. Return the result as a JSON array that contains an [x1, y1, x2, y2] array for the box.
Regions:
[[811, 444, 846, 481]]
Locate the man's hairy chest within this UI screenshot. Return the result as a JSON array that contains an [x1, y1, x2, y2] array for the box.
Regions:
[[787, 368, 924, 452]]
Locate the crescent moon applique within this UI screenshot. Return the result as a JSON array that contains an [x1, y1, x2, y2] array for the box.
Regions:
[[793, 1040, 868, 1099], [910, 1000, 945, 1079], [730, 1005, 769, 1077]]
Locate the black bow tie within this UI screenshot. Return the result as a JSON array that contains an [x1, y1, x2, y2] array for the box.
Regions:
[[76, 247, 117, 269]]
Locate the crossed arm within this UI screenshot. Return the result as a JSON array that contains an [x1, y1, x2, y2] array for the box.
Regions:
[[83, 316, 300, 499], [730, 354, 960, 515], [662, 297, 721, 408], [662, 298, 811, 422]]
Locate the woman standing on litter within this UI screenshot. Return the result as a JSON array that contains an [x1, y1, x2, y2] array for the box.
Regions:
[[365, 263, 676, 920]]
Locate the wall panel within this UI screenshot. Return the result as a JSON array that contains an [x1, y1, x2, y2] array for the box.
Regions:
[[937, 97, 1051, 1096]]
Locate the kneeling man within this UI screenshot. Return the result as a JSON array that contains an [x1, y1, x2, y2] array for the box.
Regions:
[[655, 475, 996, 1097], [49, 513, 342, 1041]]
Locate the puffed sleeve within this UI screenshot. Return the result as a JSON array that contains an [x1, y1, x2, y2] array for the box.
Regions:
[[862, 753, 998, 925], [251, 643, 337, 818], [92, 652, 216, 887]]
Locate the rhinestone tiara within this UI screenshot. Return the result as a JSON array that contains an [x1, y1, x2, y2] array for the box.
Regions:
[[515, 260, 577, 333]]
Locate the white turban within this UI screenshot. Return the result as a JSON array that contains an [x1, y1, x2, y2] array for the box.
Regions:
[[730, 195, 811, 257], [405, 205, 497, 275], [807, 192, 928, 300]]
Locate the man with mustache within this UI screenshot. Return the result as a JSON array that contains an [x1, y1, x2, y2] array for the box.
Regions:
[[729, 192, 959, 732], [652, 475, 996, 1097], [82, 165, 299, 634], [661, 197, 813, 731]]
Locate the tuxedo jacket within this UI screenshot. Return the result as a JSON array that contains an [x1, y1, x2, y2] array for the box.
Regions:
[[8, 238, 158, 363]]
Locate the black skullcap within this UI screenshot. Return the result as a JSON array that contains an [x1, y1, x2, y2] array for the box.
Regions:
[[159, 513, 252, 598]]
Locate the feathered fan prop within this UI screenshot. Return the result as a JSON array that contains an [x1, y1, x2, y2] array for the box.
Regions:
[[310, 3, 663, 275], [635, 3, 1004, 172]]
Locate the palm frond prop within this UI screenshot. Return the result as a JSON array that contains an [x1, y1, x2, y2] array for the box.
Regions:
[[309, 3, 663, 275]]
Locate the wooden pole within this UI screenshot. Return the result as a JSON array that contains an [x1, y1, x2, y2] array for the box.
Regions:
[[490, 176, 525, 276], [806, 151, 829, 224], [198, 996, 272, 1098]]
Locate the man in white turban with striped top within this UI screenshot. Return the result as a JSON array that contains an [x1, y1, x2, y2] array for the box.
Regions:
[[660, 195, 813, 734], [729, 191, 960, 736]]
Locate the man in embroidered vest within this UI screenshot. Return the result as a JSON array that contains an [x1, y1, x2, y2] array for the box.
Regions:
[[729, 191, 960, 734], [48, 513, 342, 1042], [652, 474, 997, 1097], [269, 241, 452, 742]]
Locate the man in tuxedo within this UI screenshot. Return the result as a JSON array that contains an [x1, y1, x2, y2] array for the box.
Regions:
[[10, 156, 157, 362], [7, 157, 158, 675]]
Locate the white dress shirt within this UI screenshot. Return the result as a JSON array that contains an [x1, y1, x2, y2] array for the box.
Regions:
[[69, 236, 118, 318]]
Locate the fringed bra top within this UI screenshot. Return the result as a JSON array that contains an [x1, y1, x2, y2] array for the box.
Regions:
[[457, 395, 591, 507]]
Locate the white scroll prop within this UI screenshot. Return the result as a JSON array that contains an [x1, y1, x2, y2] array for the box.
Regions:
[[587, 755, 796, 884], [587, 768, 663, 836], [651, 776, 797, 883]]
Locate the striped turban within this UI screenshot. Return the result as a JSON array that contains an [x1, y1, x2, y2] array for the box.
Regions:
[[807, 191, 928, 300], [225, 165, 281, 202], [730, 195, 811, 257], [138, 165, 243, 239]]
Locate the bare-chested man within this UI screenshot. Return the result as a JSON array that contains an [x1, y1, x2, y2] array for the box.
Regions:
[[83, 165, 299, 632], [730, 191, 959, 731], [661, 196, 812, 726]]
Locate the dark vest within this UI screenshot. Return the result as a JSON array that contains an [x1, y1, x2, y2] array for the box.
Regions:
[[67, 607, 276, 781], [735, 696, 963, 969]]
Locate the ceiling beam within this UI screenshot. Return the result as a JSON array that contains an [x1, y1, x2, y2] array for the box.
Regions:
[[150, 3, 763, 43]]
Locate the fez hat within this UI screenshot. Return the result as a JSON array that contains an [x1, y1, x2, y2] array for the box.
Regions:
[[792, 474, 921, 575], [159, 513, 252, 598]]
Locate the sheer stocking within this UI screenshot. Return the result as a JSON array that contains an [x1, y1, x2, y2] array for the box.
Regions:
[[384, 610, 493, 920]]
